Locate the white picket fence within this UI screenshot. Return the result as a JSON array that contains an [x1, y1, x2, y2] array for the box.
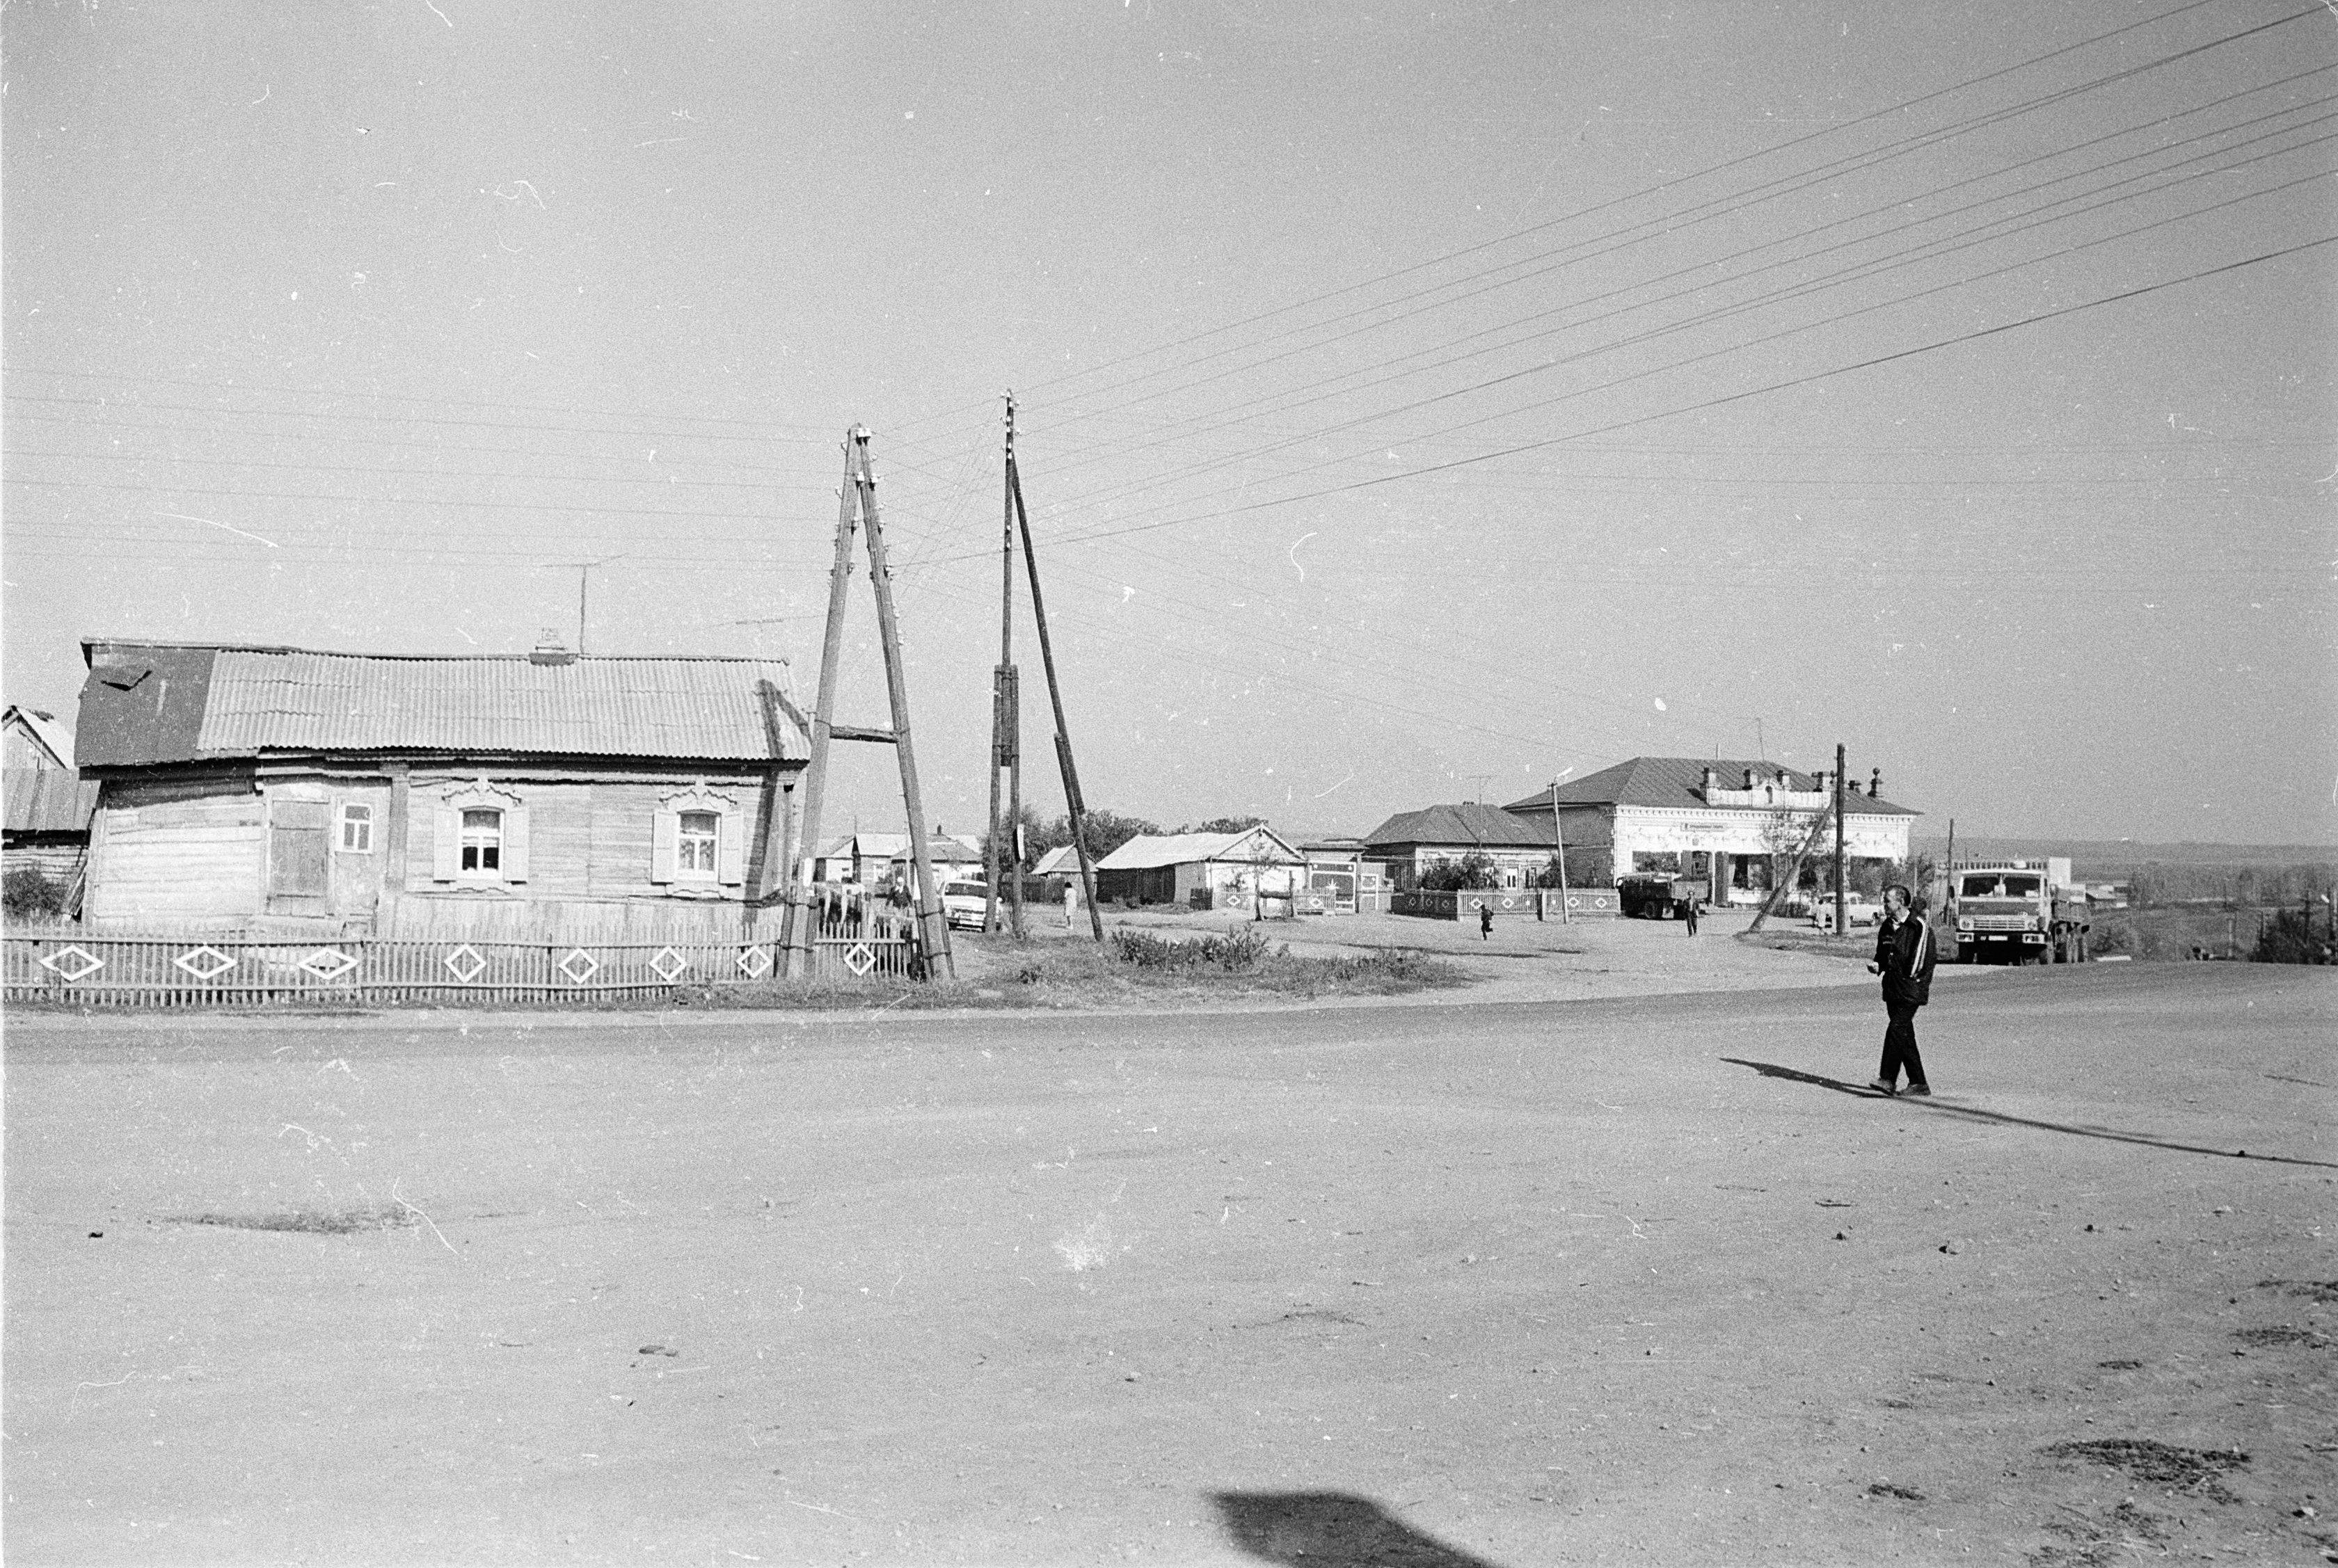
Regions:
[[4, 899, 921, 1008]]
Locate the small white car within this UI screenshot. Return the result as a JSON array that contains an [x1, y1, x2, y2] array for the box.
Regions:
[[1809, 895, 1880, 931], [941, 877, 991, 931]]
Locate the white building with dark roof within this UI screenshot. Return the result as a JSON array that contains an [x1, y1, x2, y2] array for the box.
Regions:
[[1502, 756, 1918, 902]]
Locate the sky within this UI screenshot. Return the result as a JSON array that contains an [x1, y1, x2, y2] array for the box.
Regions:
[[4, 0, 2333, 847]]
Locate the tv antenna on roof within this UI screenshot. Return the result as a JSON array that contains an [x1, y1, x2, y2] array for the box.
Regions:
[[546, 554, 625, 654]]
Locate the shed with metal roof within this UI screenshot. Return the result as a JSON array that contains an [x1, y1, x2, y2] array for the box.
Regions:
[[1093, 826, 1305, 909]]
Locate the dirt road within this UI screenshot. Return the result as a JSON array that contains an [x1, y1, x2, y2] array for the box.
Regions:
[[6, 964, 2332, 1565]]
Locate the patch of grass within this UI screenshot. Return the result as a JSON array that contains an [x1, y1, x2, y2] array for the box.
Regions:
[[2232, 1325, 2332, 1350], [2040, 1437, 2249, 1489], [2257, 1278, 2338, 1304], [168, 1205, 415, 1235]]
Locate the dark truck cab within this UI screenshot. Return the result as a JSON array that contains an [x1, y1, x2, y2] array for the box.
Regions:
[[1619, 874, 1702, 920]]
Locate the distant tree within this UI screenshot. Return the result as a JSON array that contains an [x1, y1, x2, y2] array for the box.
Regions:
[[978, 803, 1048, 872], [1028, 807, 1161, 864], [1419, 851, 1499, 891], [2250, 905, 2334, 965], [1181, 815, 1267, 835]]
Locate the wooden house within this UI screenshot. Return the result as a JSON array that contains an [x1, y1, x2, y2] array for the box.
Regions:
[[1359, 802, 1558, 892], [3, 704, 75, 771], [3, 767, 100, 889], [1093, 827, 1306, 909], [74, 638, 807, 934]]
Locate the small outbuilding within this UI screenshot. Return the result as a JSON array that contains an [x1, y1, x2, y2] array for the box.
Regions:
[[1093, 826, 1306, 909]]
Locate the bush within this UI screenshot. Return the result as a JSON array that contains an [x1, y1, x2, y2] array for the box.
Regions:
[[3, 867, 67, 921], [1419, 851, 1500, 892], [1112, 925, 1277, 973]]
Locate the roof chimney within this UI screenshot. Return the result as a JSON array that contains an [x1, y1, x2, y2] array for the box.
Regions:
[[1701, 767, 1717, 794], [1868, 768, 1882, 798], [530, 630, 578, 666], [1813, 769, 1829, 794], [1742, 767, 1756, 790]]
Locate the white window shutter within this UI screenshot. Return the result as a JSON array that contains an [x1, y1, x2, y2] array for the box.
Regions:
[[650, 809, 679, 883], [717, 808, 746, 886], [432, 804, 459, 881], [503, 806, 531, 883]]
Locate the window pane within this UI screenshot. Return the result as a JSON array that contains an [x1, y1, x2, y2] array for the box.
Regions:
[[680, 812, 718, 834], [460, 807, 503, 876]]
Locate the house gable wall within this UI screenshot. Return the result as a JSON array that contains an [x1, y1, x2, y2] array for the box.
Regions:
[[86, 771, 265, 927]]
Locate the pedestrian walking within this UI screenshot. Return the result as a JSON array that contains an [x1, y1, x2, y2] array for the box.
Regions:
[[1478, 900, 1493, 941], [1683, 896, 1699, 936], [1866, 883, 1938, 1096], [1063, 881, 1080, 931]]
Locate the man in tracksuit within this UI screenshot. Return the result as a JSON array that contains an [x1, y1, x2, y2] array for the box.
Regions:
[[1866, 883, 1938, 1097]]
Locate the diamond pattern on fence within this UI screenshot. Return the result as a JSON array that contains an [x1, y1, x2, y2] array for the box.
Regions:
[[38, 945, 105, 982], [842, 942, 878, 977], [300, 948, 360, 982], [443, 944, 488, 983], [735, 945, 771, 979], [174, 946, 238, 981], [650, 945, 690, 983], [558, 948, 601, 984]]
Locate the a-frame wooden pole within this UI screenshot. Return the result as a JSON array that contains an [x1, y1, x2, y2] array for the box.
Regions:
[[852, 428, 955, 978], [1008, 446, 1104, 941], [779, 440, 864, 979]]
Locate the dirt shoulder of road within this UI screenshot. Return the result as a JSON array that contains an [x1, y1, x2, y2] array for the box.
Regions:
[[8, 907, 2009, 1034]]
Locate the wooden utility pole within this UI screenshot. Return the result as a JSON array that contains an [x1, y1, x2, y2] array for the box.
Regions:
[[778, 427, 956, 980], [1943, 817, 1956, 915], [985, 396, 1026, 938], [1549, 779, 1571, 924], [777, 454, 862, 976], [1747, 795, 1837, 935], [1008, 435, 1104, 941], [1833, 742, 1848, 941]]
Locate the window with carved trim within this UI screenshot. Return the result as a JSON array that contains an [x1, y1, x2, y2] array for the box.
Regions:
[[677, 810, 719, 879], [460, 808, 503, 877]]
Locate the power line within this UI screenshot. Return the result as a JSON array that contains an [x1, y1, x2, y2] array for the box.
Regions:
[[1018, 233, 2338, 557], [1009, 0, 2248, 405]]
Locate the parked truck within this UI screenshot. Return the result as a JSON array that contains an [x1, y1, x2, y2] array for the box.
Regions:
[[1619, 874, 1703, 920], [1947, 858, 2090, 964]]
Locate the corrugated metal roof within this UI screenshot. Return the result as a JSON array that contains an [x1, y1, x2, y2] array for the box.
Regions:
[[3, 768, 99, 834], [1360, 803, 1556, 850], [1097, 829, 1303, 871], [188, 650, 805, 762], [1503, 756, 1919, 817]]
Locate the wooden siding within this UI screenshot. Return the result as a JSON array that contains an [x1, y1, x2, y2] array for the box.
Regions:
[[402, 768, 776, 907], [86, 775, 264, 927], [3, 840, 86, 883], [81, 761, 793, 932]]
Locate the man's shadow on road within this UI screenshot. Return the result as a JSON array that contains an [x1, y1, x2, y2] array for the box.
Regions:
[[1721, 1058, 2336, 1169], [1212, 1491, 1502, 1568]]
